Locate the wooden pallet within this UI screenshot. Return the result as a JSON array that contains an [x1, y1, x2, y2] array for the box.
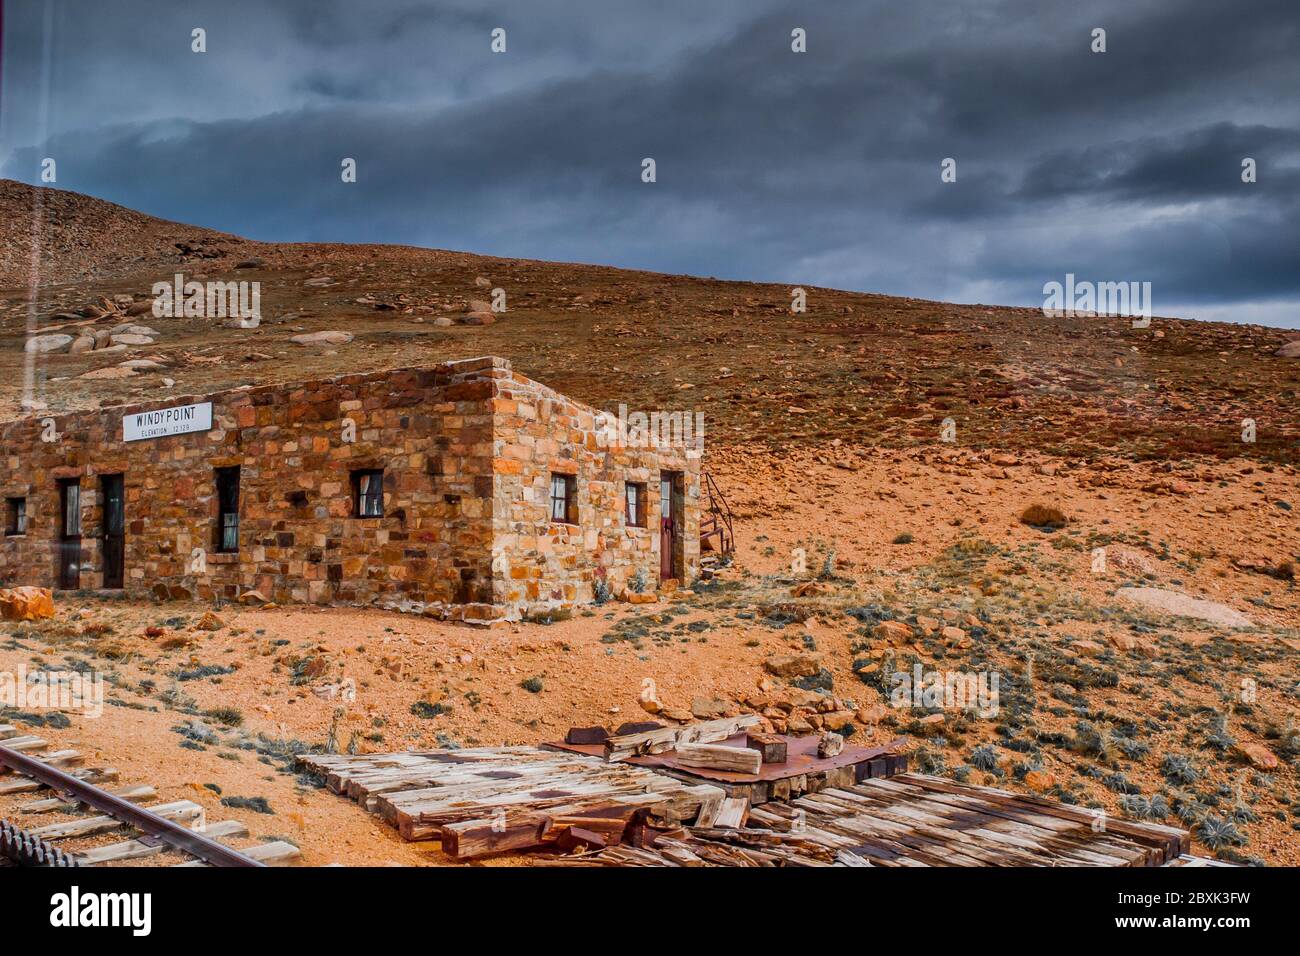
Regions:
[[298, 746, 726, 859], [541, 773, 1192, 867], [0, 727, 299, 867]]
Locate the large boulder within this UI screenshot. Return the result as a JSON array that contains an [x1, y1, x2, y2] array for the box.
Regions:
[[109, 333, 155, 346], [24, 334, 74, 354], [763, 653, 821, 679], [1275, 340, 1300, 358], [0, 586, 55, 621], [1116, 587, 1253, 628], [291, 331, 353, 346]]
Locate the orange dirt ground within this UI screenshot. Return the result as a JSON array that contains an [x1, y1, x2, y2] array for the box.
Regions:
[[2, 448, 1297, 865]]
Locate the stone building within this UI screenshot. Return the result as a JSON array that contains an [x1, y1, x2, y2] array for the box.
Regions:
[[0, 357, 700, 622]]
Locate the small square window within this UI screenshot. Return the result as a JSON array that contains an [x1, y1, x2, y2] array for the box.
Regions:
[[215, 467, 240, 553], [353, 469, 385, 518], [549, 473, 576, 524], [5, 497, 26, 536], [625, 482, 647, 527]]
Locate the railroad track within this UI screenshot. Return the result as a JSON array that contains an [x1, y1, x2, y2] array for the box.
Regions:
[[0, 723, 299, 868]]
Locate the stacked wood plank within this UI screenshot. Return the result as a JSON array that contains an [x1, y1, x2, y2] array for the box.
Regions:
[[602, 715, 763, 762], [297, 746, 726, 859], [542, 773, 1191, 867]]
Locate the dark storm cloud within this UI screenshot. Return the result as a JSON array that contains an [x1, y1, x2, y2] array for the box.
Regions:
[[1017, 124, 1300, 203], [1, 0, 1298, 326]]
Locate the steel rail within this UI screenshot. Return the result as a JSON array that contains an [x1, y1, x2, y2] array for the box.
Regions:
[[0, 743, 264, 867]]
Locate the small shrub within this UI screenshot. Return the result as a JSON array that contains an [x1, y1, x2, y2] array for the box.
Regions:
[[220, 795, 274, 815], [892, 533, 914, 545], [411, 700, 449, 719], [1161, 754, 1200, 785], [520, 676, 544, 693], [204, 707, 244, 727], [970, 744, 1000, 772], [1203, 713, 1237, 752], [1195, 815, 1246, 850]]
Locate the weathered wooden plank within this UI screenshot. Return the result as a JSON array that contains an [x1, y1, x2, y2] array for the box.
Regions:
[[173, 840, 300, 867], [713, 797, 749, 829], [22, 784, 156, 814], [0, 765, 115, 795], [603, 715, 763, 762], [745, 733, 788, 764], [27, 800, 202, 841], [78, 819, 248, 865], [675, 742, 762, 775]]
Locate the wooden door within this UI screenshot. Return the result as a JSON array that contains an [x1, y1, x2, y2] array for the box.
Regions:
[[659, 473, 677, 580], [101, 474, 125, 589], [57, 479, 81, 590]]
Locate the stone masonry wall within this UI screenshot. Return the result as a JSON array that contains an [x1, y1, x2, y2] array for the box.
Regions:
[[0, 355, 700, 620], [0, 358, 500, 608], [490, 368, 700, 616]]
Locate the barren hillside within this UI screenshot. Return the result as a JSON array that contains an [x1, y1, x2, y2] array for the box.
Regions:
[[1, 180, 1297, 463]]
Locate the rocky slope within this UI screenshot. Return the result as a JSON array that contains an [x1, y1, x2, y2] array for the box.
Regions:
[[0, 180, 1297, 463]]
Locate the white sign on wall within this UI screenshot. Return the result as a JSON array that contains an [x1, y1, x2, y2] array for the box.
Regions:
[[123, 401, 213, 443]]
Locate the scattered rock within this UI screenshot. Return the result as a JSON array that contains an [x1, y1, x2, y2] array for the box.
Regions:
[[1108, 546, 1155, 577], [1236, 741, 1279, 770], [79, 366, 136, 380], [690, 696, 729, 720], [1022, 770, 1056, 792], [194, 611, 225, 631], [873, 620, 913, 646], [24, 333, 74, 354], [0, 586, 55, 621], [763, 653, 820, 679], [290, 331, 354, 346], [817, 731, 844, 757]]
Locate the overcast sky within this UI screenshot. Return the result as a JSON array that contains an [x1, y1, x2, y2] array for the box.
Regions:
[[2, 0, 1298, 327]]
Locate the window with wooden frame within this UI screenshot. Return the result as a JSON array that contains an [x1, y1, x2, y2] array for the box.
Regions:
[[352, 469, 385, 518], [215, 467, 240, 553], [625, 482, 647, 527], [549, 473, 576, 524], [5, 497, 26, 536]]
